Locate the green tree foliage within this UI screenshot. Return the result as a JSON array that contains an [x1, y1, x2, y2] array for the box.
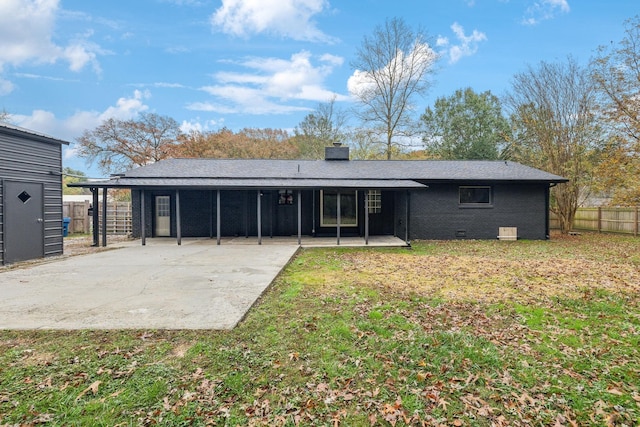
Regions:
[[62, 167, 88, 195], [76, 113, 182, 175], [350, 17, 438, 159], [293, 97, 348, 159], [421, 88, 510, 160], [505, 57, 603, 233], [591, 15, 640, 205]]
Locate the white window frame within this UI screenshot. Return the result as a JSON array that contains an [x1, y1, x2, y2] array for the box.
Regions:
[[366, 190, 382, 214]]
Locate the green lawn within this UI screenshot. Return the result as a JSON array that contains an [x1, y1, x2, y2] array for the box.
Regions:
[[1, 233, 639, 426]]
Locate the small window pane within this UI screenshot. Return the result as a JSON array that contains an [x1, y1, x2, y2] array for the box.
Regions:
[[459, 186, 491, 204], [367, 190, 381, 213], [156, 196, 170, 217], [18, 191, 32, 204], [321, 190, 358, 227]]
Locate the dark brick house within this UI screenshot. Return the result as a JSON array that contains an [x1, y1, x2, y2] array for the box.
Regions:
[[72, 145, 567, 245]]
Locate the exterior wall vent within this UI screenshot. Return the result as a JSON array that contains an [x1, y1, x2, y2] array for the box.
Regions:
[[325, 143, 349, 160], [498, 227, 518, 240]]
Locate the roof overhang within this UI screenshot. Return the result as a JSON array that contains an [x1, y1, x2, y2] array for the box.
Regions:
[[69, 178, 427, 190]]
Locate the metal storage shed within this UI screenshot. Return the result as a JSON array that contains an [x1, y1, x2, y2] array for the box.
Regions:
[[0, 123, 69, 265]]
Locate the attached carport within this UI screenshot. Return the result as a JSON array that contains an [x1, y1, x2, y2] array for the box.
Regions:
[[72, 178, 424, 247]]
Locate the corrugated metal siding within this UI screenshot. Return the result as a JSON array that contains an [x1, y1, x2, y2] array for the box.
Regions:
[[0, 128, 65, 264], [0, 182, 4, 263]]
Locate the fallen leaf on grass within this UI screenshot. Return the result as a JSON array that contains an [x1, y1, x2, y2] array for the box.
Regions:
[[76, 380, 101, 401], [606, 387, 624, 396]]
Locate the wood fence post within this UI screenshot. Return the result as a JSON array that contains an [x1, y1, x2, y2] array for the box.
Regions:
[[597, 206, 602, 233], [635, 206, 639, 237]]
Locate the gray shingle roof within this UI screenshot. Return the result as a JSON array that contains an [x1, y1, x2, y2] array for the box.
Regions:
[[70, 158, 567, 189], [0, 122, 70, 145]]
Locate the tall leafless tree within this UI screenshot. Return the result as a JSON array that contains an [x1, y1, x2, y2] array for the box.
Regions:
[[590, 15, 640, 205], [504, 57, 603, 233], [350, 17, 438, 159], [76, 113, 182, 175], [293, 96, 348, 159]]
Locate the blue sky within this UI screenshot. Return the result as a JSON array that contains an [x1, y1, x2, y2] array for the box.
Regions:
[[0, 0, 637, 177]]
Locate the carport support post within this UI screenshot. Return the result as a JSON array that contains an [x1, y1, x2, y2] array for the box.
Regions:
[[297, 190, 302, 245], [216, 190, 221, 245], [365, 190, 370, 245], [257, 190, 262, 245], [91, 188, 99, 247], [102, 187, 108, 247], [405, 190, 410, 244], [336, 190, 341, 246], [176, 190, 182, 245], [140, 190, 146, 246]]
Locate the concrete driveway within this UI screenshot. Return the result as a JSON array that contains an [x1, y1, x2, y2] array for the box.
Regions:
[[0, 239, 299, 330]]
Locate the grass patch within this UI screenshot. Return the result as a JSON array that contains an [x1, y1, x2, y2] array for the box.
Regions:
[[1, 232, 639, 425]]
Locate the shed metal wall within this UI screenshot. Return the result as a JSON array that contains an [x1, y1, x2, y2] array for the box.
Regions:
[[0, 128, 65, 264]]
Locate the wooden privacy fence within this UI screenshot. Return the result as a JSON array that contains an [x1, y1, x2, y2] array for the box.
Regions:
[[550, 206, 640, 236], [63, 201, 132, 235]]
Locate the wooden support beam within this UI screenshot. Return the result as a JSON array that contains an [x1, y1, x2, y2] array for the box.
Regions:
[[140, 190, 146, 246], [297, 190, 302, 245], [365, 190, 369, 245], [102, 187, 108, 247], [217, 190, 221, 245], [92, 188, 99, 247], [176, 190, 182, 245], [336, 190, 341, 246], [257, 190, 262, 245]]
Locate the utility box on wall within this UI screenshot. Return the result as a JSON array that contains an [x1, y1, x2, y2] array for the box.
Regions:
[[498, 227, 518, 241]]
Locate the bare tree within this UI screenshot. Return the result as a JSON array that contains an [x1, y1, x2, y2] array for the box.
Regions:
[[293, 96, 348, 159], [350, 17, 438, 159], [590, 15, 640, 205], [76, 113, 182, 175], [0, 108, 10, 122], [504, 58, 603, 233]]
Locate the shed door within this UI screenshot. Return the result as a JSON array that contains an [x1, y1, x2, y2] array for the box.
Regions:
[[154, 196, 171, 237], [5, 181, 44, 263]]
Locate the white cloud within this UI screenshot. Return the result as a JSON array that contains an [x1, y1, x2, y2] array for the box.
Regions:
[[347, 43, 437, 99], [211, 0, 335, 42], [523, 0, 570, 25], [0, 0, 104, 91], [98, 90, 150, 121], [180, 118, 224, 134], [0, 77, 15, 95], [347, 70, 376, 99], [190, 50, 346, 115], [437, 22, 487, 64], [12, 90, 151, 145]]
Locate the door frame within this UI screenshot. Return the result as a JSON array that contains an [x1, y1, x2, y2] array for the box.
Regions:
[[3, 180, 45, 263], [154, 195, 171, 237]]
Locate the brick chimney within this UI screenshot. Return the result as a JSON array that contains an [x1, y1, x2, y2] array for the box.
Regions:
[[324, 142, 349, 160]]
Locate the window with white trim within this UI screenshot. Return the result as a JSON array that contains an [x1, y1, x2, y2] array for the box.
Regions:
[[320, 190, 358, 227], [366, 190, 381, 213]]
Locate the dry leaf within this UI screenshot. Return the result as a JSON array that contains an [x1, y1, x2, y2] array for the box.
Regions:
[[606, 387, 624, 396], [76, 380, 102, 401]]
